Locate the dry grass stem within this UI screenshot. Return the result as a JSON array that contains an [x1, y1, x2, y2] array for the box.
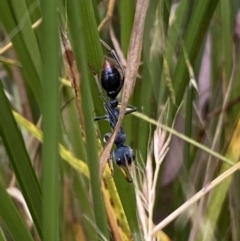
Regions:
[[152, 161, 240, 234], [109, 25, 127, 67], [98, 0, 116, 31], [135, 121, 170, 241]]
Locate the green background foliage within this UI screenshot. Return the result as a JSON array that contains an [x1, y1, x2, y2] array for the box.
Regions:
[[0, 0, 240, 240]]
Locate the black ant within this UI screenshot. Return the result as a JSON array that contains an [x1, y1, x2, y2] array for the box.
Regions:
[[92, 40, 136, 182]]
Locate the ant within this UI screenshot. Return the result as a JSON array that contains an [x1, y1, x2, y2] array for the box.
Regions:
[[92, 40, 137, 182]]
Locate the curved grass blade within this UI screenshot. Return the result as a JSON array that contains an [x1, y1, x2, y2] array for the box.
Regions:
[[0, 82, 42, 237], [0, 228, 6, 241], [0, 182, 34, 241], [13, 111, 89, 176]]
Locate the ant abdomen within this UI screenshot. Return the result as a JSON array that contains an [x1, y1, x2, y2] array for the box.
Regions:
[[101, 60, 124, 99]]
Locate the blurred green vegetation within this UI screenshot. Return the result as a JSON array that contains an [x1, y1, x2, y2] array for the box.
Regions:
[[0, 0, 240, 240]]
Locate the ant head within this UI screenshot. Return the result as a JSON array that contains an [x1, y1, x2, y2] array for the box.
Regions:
[[101, 60, 124, 99], [113, 146, 135, 182]]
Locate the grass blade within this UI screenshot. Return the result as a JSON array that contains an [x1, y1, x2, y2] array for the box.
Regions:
[[0, 0, 42, 105], [0, 82, 42, 236], [0, 182, 34, 241], [40, 0, 61, 240], [67, 0, 109, 238], [170, 0, 219, 121]]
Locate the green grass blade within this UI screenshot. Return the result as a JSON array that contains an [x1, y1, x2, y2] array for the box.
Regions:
[[74, 0, 106, 134], [67, 0, 109, 238], [12, 111, 89, 177], [61, 87, 87, 161], [78, 0, 103, 72], [9, 0, 41, 77], [0, 0, 42, 105], [119, 0, 135, 54], [171, 0, 219, 121], [0, 228, 6, 241], [0, 182, 34, 241], [40, 0, 61, 240], [0, 82, 42, 236]]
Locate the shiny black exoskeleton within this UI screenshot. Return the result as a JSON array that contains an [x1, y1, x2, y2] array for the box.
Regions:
[[101, 60, 123, 99], [95, 58, 136, 167], [93, 40, 137, 181], [104, 132, 135, 167]]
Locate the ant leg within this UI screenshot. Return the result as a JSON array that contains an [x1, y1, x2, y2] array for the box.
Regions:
[[91, 70, 104, 96], [94, 114, 109, 121], [88, 64, 107, 101], [116, 104, 137, 116], [61, 97, 75, 111], [91, 70, 111, 109], [125, 105, 137, 115], [89, 67, 114, 123], [119, 165, 133, 183], [100, 39, 125, 77]]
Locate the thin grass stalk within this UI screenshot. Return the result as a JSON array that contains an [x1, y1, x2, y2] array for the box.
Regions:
[[152, 160, 240, 234], [40, 0, 61, 240], [133, 112, 234, 166], [183, 86, 194, 170]]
